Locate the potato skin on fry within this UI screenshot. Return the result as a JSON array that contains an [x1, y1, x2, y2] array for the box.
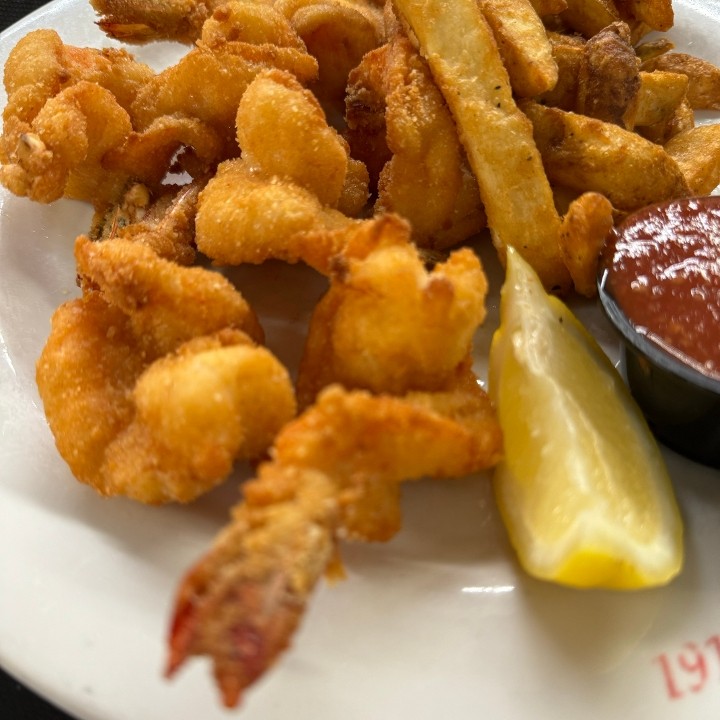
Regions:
[[522, 100, 690, 211]]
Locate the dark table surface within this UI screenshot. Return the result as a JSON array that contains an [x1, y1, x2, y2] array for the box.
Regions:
[[2, 4, 84, 720]]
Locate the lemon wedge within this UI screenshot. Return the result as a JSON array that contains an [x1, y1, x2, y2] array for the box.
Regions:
[[488, 248, 683, 589]]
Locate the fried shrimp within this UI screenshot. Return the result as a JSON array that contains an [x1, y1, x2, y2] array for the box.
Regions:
[[0, 30, 154, 204], [129, 39, 318, 149], [75, 236, 263, 353], [89, 178, 208, 266], [296, 214, 489, 405], [195, 70, 370, 269], [277, 0, 385, 105], [90, 0, 223, 43], [167, 383, 502, 706], [36, 237, 294, 503], [346, 32, 485, 249]]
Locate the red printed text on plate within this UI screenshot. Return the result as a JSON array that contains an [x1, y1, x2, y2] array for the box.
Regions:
[[654, 635, 720, 700]]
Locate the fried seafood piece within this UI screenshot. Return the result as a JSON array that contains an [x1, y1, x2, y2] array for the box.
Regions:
[[102, 115, 225, 189], [296, 215, 488, 405], [2, 29, 153, 119], [195, 160, 361, 269], [0, 80, 134, 204], [201, 2, 308, 50], [75, 236, 263, 354], [196, 69, 371, 268], [375, 34, 485, 250], [276, 0, 385, 105], [167, 383, 502, 706], [89, 178, 208, 265], [90, 0, 225, 42], [237, 69, 366, 209], [37, 238, 292, 503], [0, 30, 153, 203], [0, 30, 224, 204], [129, 38, 318, 151]]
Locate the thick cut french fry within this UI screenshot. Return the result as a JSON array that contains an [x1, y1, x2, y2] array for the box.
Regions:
[[665, 124, 720, 195], [560, 0, 620, 38], [632, 71, 688, 127], [539, 33, 584, 109], [528, 0, 567, 16], [392, 0, 570, 292], [522, 100, 690, 211], [635, 37, 674, 63], [642, 53, 720, 110], [639, 96, 694, 144], [616, 0, 673, 32], [478, 0, 558, 97], [559, 191, 614, 297]]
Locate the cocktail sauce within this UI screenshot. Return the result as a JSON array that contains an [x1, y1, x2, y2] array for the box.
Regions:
[[604, 196, 720, 381]]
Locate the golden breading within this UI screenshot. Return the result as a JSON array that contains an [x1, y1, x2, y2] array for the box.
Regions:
[[75, 236, 263, 353], [37, 238, 293, 503], [296, 215, 488, 405], [375, 34, 486, 250], [237, 69, 352, 207], [277, 0, 385, 105], [1, 81, 133, 204], [194, 159, 360, 270], [90, 0, 224, 42], [129, 40, 319, 148], [167, 383, 502, 707]]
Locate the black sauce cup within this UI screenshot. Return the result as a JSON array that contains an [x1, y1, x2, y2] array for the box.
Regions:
[[598, 256, 720, 470]]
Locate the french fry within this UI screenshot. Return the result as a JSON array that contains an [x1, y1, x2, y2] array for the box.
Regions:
[[539, 32, 584, 109], [642, 53, 720, 110], [664, 123, 720, 195], [559, 191, 614, 298], [632, 70, 688, 127], [616, 0, 674, 32], [392, 0, 570, 292], [635, 37, 674, 63], [560, 0, 620, 38], [528, 0, 568, 15], [478, 0, 558, 97], [521, 100, 690, 211]]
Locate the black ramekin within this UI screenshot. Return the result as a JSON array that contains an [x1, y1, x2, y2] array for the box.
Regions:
[[597, 266, 720, 469]]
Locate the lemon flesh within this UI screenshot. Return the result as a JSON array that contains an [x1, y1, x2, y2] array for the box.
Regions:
[[489, 248, 683, 589]]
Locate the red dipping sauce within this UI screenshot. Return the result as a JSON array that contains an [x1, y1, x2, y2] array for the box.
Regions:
[[605, 196, 720, 381]]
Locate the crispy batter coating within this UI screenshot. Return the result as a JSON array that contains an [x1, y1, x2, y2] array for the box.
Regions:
[[195, 159, 360, 269], [90, 0, 224, 43], [1, 81, 133, 204], [0, 30, 156, 204], [296, 215, 488, 405], [277, 0, 385, 105], [195, 69, 370, 269], [36, 238, 290, 503], [0, 30, 223, 205], [75, 236, 263, 354], [130, 39, 318, 150], [167, 383, 501, 706], [237, 69, 352, 207]]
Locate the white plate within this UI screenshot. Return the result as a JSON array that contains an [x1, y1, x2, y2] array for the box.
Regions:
[[2, 2, 720, 719]]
